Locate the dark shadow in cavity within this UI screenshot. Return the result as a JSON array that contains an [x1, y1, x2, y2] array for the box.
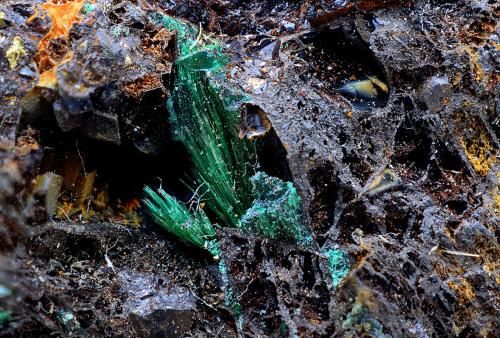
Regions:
[[296, 27, 389, 109]]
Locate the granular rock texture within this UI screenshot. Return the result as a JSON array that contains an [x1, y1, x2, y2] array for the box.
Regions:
[[225, 0, 499, 335], [1, 0, 498, 337]]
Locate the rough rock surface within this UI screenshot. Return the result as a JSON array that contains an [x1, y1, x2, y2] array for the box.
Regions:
[[1, 0, 498, 337]]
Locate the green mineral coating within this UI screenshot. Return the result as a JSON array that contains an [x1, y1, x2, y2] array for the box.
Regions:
[[155, 14, 254, 228], [0, 311, 11, 325], [110, 26, 129, 38], [57, 309, 74, 323], [156, 15, 201, 56], [238, 172, 311, 243], [218, 259, 242, 313], [279, 321, 290, 336], [325, 249, 350, 287], [218, 257, 244, 337], [81, 3, 95, 15], [56, 309, 82, 333], [143, 186, 219, 257], [342, 304, 385, 337]]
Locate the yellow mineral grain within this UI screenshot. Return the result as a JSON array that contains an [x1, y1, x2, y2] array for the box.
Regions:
[[460, 131, 497, 176], [0, 12, 5, 28], [6, 36, 27, 70], [448, 279, 476, 304], [491, 172, 500, 216], [493, 188, 500, 215], [463, 46, 484, 82]]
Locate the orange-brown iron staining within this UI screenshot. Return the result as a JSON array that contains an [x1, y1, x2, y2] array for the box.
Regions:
[[32, 0, 87, 88]]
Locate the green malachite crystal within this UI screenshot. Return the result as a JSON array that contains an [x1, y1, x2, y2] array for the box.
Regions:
[[144, 17, 351, 293], [238, 172, 311, 244], [325, 249, 351, 287], [144, 15, 317, 249], [143, 186, 219, 257], [156, 14, 254, 228]]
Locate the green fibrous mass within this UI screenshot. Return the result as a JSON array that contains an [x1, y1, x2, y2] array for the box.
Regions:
[[143, 15, 329, 336], [143, 186, 220, 257], [157, 14, 254, 228], [144, 16, 315, 251], [238, 172, 311, 244], [325, 249, 351, 287]]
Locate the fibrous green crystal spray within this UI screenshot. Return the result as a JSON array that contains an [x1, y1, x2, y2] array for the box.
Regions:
[[143, 186, 219, 257], [158, 14, 254, 228], [144, 15, 351, 333], [146, 15, 250, 335]]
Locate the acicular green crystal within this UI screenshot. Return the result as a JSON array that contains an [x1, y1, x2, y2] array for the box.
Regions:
[[155, 14, 254, 228], [141, 16, 352, 335], [144, 15, 254, 257], [144, 14, 355, 330], [145, 15, 350, 287], [143, 186, 219, 257]]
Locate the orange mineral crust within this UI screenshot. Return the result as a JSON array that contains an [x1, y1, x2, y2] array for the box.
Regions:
[[32, 0, 87, 88]]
